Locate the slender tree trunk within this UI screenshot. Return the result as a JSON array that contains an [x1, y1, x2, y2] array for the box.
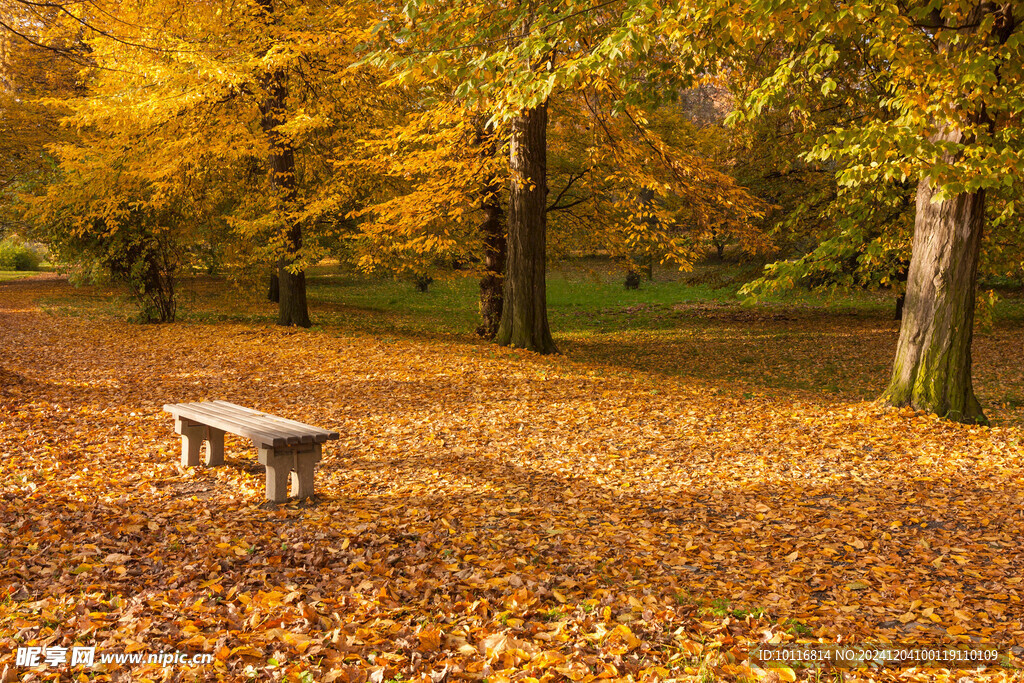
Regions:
[[276, 227, 310, 327], [881, 128, 985, 422], [477, 125, 506, 339], [478, 192, 506, 339], [258, 1, 310, 328], [634, 187, 655, 283], [495, 102, 557, 353], [894, 293, 905, 321], [268, 267, 280, 303]]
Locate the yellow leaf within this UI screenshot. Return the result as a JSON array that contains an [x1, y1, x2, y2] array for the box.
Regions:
[[771, 665, 797, 682], [417, 628, 442, 652]]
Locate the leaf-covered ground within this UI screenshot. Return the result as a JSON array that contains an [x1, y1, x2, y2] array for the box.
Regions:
[[1, 277, 1023, 682]]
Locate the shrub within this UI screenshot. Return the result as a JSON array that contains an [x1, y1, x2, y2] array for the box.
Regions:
[[0, 238, 42, 271]]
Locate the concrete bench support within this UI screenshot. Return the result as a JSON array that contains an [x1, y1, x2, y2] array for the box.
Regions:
[[175, 418, 225, 467], [164, 401, 338, 502], [259, 443, 322, 503]]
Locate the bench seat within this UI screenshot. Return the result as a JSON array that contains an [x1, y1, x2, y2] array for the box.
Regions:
[[163, 401, 339, 502]]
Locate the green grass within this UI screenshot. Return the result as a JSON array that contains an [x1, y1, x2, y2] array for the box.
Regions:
[[23, 257, 1024, 425], [299, 257, 911, 339], [0, 270, 45, 282], [36, 256, 1019, 336]]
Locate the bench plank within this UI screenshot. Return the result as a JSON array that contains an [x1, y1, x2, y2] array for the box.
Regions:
[[209, 401, 339, 442], [171, 402, 308, 447], [165, 403, 289, 449]]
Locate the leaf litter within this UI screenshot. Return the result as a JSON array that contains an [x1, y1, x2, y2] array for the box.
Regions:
[[1, 279, 1022, 682]]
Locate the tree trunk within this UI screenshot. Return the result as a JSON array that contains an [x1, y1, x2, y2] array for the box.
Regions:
[[881, 130, 985, 423], [276, 230, 310, 327], [477, 125, 506, 340], [268, 267, 280, 303], [258, 4, 310, 328], [478, 197, 506, 339], [495, 102, 557, 354], [413, 274, 433, 292], [636, 187, 655, 282]]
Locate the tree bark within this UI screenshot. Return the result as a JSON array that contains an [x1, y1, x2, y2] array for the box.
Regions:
[[477, 125, 506, 340], [275, 230, 310, 327], [258, 1, 310, 328], [495, 102, 557, 354], [881, 128, 985, 422], [267, 267, 280, 302]]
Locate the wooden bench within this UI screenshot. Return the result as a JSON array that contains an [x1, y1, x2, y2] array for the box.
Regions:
[[163, 401, 339, 503]]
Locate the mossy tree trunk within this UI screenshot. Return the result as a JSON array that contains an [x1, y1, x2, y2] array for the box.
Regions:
[[881, 128, 985, 423], [495, 101, 557, 354]]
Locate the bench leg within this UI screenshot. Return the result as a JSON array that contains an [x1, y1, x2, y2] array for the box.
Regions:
[[176, 419, 204, 467], [259, 448, 290, 503], [290, 444, 321, 499], [205, 428, 225, 466]]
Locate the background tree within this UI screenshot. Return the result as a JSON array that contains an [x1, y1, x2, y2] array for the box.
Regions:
[[632, 0, 1024, 422], [371, 0, 766, 352], [19, 0, 384, 325]]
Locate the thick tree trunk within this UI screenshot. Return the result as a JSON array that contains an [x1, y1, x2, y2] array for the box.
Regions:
[[477, 126, 506, 340], [258, 20, 310, 328], [495, 102, 557, 353], [881, 135, 985, 422]]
